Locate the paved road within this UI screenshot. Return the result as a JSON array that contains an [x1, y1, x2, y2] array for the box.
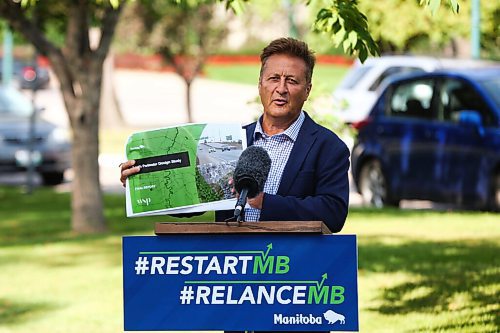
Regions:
[[114, 70, 260, 127], [22, 69, 261, 128], [198, 146, 241, 165]]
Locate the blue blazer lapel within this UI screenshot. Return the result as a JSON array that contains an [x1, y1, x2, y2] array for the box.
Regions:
[[277, 113, 318, 195], [244, 122, 256, 146]]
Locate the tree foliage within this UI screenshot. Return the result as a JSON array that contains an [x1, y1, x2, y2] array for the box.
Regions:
[[419, 0, 459, 15], [310, 0, 378, 62], [357, 0, 498, 56]]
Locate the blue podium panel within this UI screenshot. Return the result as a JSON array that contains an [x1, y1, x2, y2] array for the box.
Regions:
[[123, 234, 358, 331]]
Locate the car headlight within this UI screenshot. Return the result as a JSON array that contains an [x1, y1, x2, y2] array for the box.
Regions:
[[47, 127, 71, 144]]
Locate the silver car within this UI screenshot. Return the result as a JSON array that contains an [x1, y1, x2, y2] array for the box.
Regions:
[[0, 86, 71, 185]]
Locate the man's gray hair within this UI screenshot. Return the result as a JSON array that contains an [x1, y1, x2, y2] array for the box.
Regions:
[[260, 37, 316, 84]]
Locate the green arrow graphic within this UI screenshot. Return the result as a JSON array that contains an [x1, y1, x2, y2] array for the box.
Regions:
[[186, 274, 328, 286], [140, 243, 274, 257], [317, 273, 328, 288], [263, 243, 272, 259]]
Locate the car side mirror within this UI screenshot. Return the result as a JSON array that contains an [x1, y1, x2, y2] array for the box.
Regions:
[[458, 110, 484, 136]]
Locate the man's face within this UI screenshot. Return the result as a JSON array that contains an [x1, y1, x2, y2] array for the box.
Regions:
[[258, 54, 311, 124]]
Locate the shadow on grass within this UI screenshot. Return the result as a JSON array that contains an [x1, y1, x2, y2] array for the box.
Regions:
[[360, 238, 499, 332], [348, 206, 477, 217], [0, 298, 56, 325]]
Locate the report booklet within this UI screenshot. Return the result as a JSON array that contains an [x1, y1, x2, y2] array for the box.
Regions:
[[125, 123, 246, 217]]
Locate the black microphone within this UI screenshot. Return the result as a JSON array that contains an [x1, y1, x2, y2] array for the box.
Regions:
[[233, 146, 271, 221]]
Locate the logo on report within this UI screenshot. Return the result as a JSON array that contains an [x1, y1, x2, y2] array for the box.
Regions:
[[273, 310, 345, 326], [130, 144, 145, 151], [137, 197, 152, 206]]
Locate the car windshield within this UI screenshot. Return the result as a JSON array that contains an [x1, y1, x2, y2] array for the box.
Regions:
[[338, 65, 373, 89], [478, 77, 500, 110], [0, 87, 33, 117]]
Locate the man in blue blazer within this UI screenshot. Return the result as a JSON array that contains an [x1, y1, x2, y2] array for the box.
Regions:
[[120, 37, 350, 233], [216, 38, 349, 233], [216, 111, 349, 232]]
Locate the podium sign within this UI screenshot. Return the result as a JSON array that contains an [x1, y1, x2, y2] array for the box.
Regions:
[[123, 234, 358, 331]]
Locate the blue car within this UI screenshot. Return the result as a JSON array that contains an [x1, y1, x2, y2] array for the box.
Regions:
[[351, 68, 500, 211]]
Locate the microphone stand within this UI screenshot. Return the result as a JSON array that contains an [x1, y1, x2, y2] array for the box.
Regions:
[[234, 187, 248, 223], [226, 188, 249, 224], [236, 208, 244, 222]]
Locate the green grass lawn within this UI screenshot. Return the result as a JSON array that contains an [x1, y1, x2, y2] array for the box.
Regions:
[[0, 186, 498, 332]]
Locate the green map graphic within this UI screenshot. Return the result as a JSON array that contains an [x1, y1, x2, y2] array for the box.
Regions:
[[126, 123, 243, 216], [126, 124, 206, 214]]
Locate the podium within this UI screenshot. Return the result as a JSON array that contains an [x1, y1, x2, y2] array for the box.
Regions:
[[154, 220, 333, 235], [123, 221, 359, 331]]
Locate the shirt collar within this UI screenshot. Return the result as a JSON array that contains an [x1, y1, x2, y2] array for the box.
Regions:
[[254, 111, 305, 142]]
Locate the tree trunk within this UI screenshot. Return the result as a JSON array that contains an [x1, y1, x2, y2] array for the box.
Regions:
[[68, 71, 106, 233], [71, 108, 105, 233], [0, 0, 123, 234]]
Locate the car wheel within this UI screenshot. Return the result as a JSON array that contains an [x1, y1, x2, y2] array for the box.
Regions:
[[358, 159, 398, 208], [488, 171, 500, 212], [41, 172, 65, 186]]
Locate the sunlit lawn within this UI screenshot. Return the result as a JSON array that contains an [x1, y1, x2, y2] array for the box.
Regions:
[[0, 186, 498, 333], [343, 209, 499, 332]]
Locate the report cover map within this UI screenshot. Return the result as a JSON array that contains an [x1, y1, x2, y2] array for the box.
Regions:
[[125, 123, 246, 217]]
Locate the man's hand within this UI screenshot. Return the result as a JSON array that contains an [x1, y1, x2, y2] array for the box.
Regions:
[[247, 192, 264, 210], [120, 160, 141, 187], [228, 177, 237, 198], [230, 177, 264, 210]]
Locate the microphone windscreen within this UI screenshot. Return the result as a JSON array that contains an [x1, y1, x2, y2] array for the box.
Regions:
[[233, 146, 271, 198]]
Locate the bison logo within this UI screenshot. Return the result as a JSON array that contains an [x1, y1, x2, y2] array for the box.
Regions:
[[323, 310, 345, 324]]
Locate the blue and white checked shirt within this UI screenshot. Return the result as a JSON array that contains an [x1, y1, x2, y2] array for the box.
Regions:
[[245, 111, 306, 221]]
